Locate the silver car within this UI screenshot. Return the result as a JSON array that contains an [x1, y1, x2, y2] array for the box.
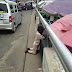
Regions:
[[0, 1, 22, 32]]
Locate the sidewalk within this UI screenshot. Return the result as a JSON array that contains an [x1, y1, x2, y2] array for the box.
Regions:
[[24, 11, 42, 72]]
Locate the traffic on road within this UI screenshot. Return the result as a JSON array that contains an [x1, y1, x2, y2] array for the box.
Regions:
[[0, 0, 36, 33], [0, 0, 35, 72]]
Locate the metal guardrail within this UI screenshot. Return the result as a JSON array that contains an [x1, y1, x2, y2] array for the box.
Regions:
[[35, 7, 72, 72]]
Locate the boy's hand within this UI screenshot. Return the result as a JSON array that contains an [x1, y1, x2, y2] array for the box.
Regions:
[[41, 35, 45, 40]]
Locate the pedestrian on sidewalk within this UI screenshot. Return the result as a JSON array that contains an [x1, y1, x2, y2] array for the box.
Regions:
[[30, 2, 33, 15], [25, 24, 45, 55]]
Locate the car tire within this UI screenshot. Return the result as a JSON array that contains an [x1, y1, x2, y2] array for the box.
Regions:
[[12, 24, 16, 33], [26, 8, 27, 10], [19, 18, 22, 25]]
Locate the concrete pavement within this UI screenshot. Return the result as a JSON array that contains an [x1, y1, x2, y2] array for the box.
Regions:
[[24, 11, 42, 72], [0, 11, 32, 72]]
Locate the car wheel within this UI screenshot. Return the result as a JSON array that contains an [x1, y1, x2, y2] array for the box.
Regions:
[[26, 8, 27, 10], [12, 24, 16, 33], [19, 18, 22, 25]]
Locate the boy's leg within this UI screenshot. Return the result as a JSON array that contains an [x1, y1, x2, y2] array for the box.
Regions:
[[31, 9, 32, 15], [28, 41, 39, 54]]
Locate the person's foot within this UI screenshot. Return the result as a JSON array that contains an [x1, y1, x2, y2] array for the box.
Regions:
[[28, 50, 39, 55], [28, 50, 36, 55], [29, 48, 34, 50], [25, 48, 30, 53], [25, 48, 39, 54]]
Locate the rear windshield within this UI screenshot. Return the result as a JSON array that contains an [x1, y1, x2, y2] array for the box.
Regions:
[[0, 4, 8, 13]]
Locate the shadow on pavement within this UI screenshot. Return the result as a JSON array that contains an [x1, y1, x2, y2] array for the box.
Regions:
[[0, 30, 13, 34]]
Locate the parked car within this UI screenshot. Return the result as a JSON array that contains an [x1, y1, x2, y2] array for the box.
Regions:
[[0, 1, 22, 32], [21, 2, 30, 10], [17, 2, 22, 11], [17, 2, 25, 10], [21, 1, 35, 10], [26, 1, 36, 8]]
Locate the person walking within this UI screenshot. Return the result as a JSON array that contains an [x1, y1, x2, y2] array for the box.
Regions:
[[30, 2, 33, 15]]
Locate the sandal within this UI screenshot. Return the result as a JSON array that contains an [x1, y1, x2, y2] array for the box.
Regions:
[[25, 48, 30, 53], [27, 50, 40, 55]]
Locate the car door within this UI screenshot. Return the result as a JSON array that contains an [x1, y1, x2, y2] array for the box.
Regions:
[[15, 5, 22, 25], [14, 5, 18, 26], [9, 5, 15, 25], [17, 6, 22, 24]]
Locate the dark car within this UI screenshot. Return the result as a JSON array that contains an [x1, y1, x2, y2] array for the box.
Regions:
[[17, 2, 25, 10], [20, 2, 26, 10], [22, 2, 33, 10]]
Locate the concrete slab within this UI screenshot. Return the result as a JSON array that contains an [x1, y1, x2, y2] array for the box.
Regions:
[[24, 54, 42, 72], [24, 11, 42, 72], [43, 47, 65, 72]]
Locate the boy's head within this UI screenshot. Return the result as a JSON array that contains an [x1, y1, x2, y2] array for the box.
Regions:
[[37, 25, 44, 34]]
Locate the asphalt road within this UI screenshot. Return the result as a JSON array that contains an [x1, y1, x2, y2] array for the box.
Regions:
[[0, 10, 31, 72]]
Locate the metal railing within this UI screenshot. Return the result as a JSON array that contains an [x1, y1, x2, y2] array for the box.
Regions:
[[35, 7, 72, 72]]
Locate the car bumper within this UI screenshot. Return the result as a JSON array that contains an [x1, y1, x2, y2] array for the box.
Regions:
[[0, 23, 13, 30]]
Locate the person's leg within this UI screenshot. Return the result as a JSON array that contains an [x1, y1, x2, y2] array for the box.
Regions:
[[31, 9, 32, 15], [31, 8, 33, 15], [28, 41, 39, 54]]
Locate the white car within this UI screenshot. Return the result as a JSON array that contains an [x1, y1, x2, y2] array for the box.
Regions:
[[0, 1, 22, 32]]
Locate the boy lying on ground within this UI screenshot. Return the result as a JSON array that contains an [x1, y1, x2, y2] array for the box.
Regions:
[[25, 24, 45, 54]]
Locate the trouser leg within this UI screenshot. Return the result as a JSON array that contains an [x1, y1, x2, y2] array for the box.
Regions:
[[28, 41, 39, 54], [32, 41, 39, 52]]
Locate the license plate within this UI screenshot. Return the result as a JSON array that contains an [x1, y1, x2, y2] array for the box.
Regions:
[[0, 11, 3, 13], [0, 14, 4, 18], [0, 20, 3, 24], [3, 19, 9, 24]]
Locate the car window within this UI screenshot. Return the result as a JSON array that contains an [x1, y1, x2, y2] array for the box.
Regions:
[[17, 6, 22, 12], [17, 4, 22, 12], [0, 3, 8, 13], [10, 5, 13, 9], [10, 5, 14, 13], [20, 2, 25, 6], [15, 5, 16, 8], [15, 5, 17, 12]]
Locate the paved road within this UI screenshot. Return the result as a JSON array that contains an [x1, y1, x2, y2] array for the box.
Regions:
[[0, 10, 31, 72]]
